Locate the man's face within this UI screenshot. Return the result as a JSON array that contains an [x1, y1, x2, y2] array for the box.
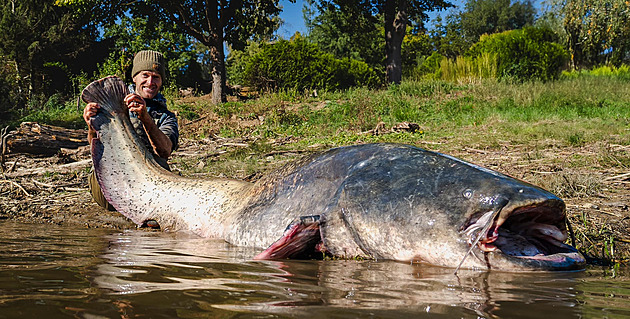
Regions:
[[133, 70, 162, 99]]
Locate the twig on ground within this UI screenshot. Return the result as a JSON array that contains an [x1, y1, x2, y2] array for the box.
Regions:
[[5, 159, 92, 178], [221, 142, 249, 147], [604, 172, 630, 182], [31, 179, 85, 192], [263, 149, 309, 157], [0, 179, 31, 197]]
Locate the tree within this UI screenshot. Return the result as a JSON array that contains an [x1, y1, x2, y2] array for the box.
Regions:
[[99, 16, 210, 92], [58, 0, 288, 105], [467, 26, 568, 81], [0, 0, 99, 104], [459, 0, 535, 44], [241, 37, 380, 91], [309, 0, 452, 84], [305, 0, 384, 71], [558, 0, 630, 68], [430, 14, 469, 58], [432, 0, 535, 58]]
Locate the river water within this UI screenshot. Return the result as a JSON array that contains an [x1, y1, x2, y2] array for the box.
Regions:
[[0, 220, 628, 318]]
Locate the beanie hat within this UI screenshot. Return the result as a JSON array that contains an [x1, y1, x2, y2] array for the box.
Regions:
[[131, 50, 166, 80]]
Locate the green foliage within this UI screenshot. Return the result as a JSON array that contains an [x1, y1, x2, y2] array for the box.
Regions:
[[467, 26, 568, 81], [432, 0, 535, 58], [561, 0, 630, 68], [561, 64, 630, 81], [402, 30, 434, 76], [0, 0, 99, 121], [430, 15, 469, 59], [241, 37, 381, 91], [0, 59, 23, 125], [99, 16, 209, 91], [305, 1, 384, 69], [438, 53, 498, 82], [59, 0, 288, 104], [460, 0, 535, 43], [20, 95, 84, 129], [226, 41, 263, 86], [412, 52, 446, 78]]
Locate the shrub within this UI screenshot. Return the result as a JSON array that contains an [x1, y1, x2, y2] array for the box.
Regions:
[[467, 26, 568, 81], [241, 38, 381, 92], [561, 64, 630, 80], [407, 52, 445, 79]]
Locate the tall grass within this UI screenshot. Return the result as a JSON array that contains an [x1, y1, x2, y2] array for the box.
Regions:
[[438, 53, 498, 83]]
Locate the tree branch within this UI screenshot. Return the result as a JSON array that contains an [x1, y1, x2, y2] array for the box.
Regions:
[[168, 2, 212, 45], [222, 0, 242, 27]]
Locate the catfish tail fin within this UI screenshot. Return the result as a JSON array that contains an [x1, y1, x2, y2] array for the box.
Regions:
[[81, 76, 129, 121]]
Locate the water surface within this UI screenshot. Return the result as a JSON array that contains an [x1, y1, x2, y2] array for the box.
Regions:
[[0, 221, 628, 318]]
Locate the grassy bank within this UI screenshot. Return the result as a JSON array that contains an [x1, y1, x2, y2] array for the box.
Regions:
[[169, 76, 629, 163]]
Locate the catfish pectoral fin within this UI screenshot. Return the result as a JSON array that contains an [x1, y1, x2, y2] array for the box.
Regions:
[[254, 215, 326, 260]]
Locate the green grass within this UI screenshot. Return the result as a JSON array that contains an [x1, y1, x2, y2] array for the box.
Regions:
[[232, 77, 630, 149]]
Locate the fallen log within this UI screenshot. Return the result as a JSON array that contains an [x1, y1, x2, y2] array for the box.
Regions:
[[5, 122, 88, 156]]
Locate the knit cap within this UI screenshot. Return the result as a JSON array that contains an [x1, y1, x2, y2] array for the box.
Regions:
[[131, 50, 166, 80]]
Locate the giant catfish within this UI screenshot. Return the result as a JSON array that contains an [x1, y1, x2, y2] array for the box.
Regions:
[[82, 76, 585, 271]]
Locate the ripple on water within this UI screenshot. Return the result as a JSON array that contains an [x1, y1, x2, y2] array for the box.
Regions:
[[0, 220, 629, 318]]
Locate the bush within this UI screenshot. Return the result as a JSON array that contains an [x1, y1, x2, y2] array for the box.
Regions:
[[406, 52, 445, 79], [227, 41, 263, 86], [467, 26, 568, 81], [561, 64, 630, 81], [241, 38, 381, 92]]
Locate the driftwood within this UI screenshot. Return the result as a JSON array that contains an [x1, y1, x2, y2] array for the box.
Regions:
[[5, 122, 88, 156]]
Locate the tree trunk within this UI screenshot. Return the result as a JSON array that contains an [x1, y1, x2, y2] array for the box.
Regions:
[[384, 0, 408, 84], [210, 42, 227, 105]]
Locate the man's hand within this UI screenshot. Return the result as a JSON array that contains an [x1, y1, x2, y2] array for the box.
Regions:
[[83, 102, 100, 125], [123, 93, 173, 159], [124, 93, 150, 121]]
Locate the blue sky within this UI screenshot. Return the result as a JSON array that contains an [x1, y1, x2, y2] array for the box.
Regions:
[[275, 0, 466, 38], [277, 0, 309, 38], [276, 0, 543, 38]]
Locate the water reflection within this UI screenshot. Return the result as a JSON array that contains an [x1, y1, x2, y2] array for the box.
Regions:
[[1, 221, 629, 318], [93, 230, 596, 318]]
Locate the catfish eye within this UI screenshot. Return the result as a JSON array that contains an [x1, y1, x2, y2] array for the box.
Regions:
[[463, 189, 473, 199]]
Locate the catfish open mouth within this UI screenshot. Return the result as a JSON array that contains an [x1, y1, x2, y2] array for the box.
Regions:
[[462, 201, 586, 270]]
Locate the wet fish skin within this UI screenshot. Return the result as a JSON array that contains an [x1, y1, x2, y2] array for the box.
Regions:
[[83, 76, 253, 238], [82, 76, 585, 271]]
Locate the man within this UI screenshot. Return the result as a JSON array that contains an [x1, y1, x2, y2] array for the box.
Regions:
[[83, 50, 179, 210]]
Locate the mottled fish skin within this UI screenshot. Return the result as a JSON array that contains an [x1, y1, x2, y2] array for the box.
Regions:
[[82, 76, 585, 271], [82, 76, 252, 238]]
